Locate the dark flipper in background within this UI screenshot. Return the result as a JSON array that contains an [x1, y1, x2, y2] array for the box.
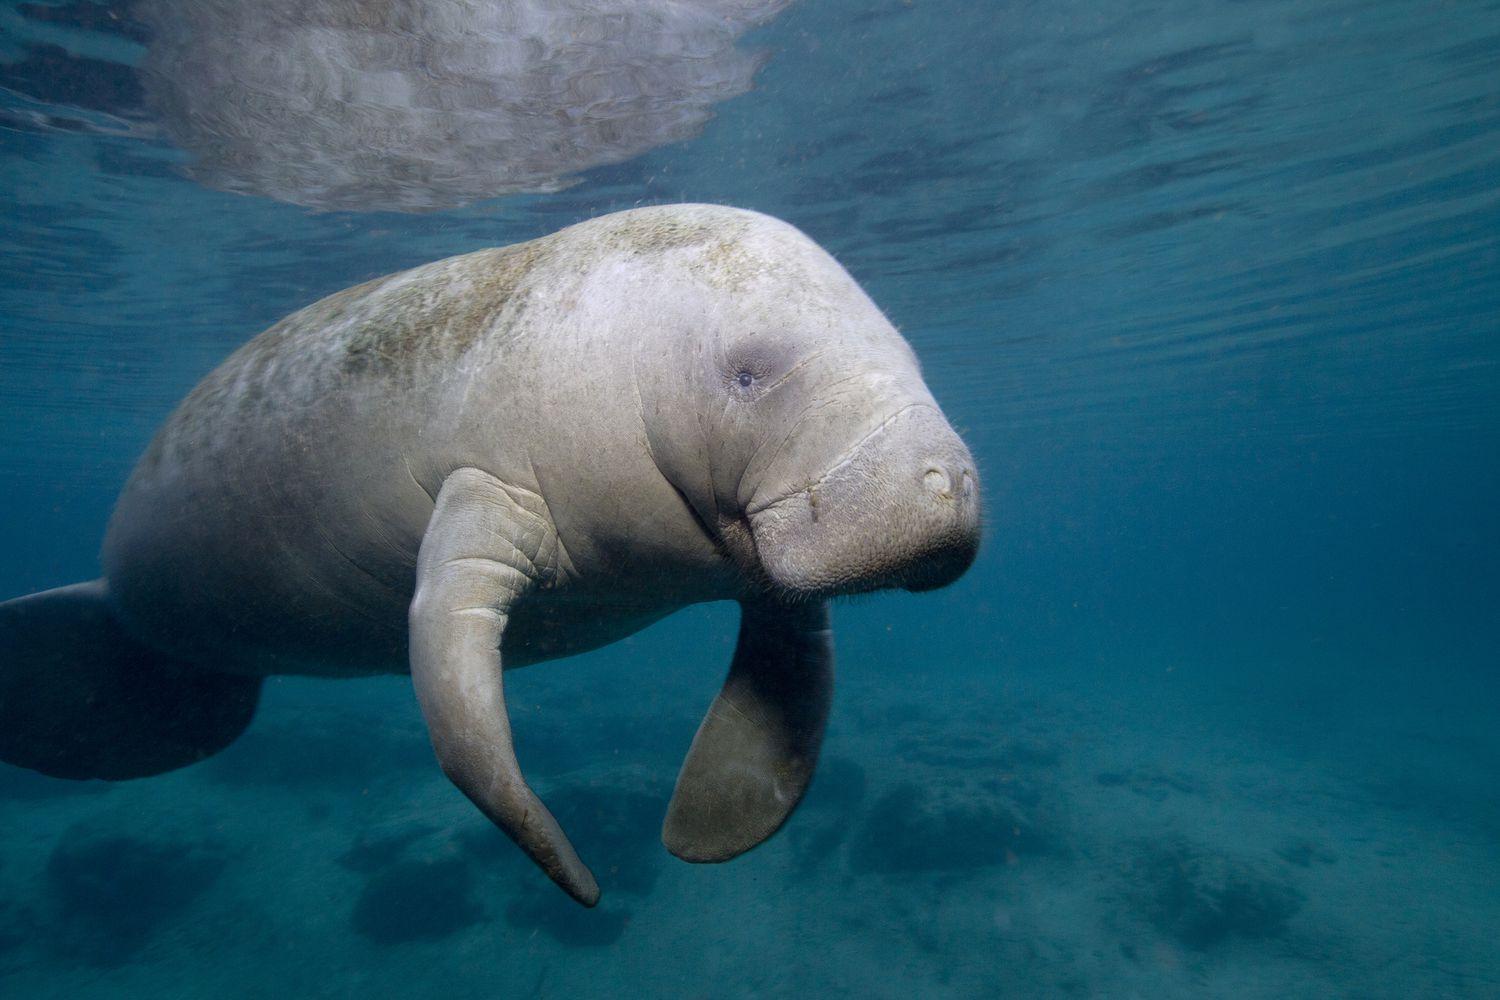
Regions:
[[663, 597, 834, 863], [0, 580, 262, 780]]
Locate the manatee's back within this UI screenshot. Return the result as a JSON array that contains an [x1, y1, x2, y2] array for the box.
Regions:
[[102, 244, 546, 674]]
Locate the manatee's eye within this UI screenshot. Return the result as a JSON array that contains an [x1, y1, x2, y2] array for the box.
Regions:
[[724, 344, 777, 397]]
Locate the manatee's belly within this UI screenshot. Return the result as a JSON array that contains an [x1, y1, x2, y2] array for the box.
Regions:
[[499, 596, 679, 670], [108, 507, 683, 677], [104, 439, 698, 677], [104, 476, 424, 676]]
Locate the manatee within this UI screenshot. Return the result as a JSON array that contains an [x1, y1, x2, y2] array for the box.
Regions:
[[0, 204, 980, 906]]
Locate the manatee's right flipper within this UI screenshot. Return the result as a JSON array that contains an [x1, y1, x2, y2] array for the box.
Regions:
[[409, 468, 599, 907], [0, 580, 263, 780]]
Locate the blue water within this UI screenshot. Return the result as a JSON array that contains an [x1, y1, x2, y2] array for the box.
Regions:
[[2, 0, 1498, 996]]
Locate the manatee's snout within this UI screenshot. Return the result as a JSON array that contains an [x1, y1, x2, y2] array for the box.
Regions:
[[750, 404, 980, 597], [901, 450, 980, 592]]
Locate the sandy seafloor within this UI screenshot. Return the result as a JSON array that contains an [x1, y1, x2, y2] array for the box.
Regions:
[[1, 601, 1495, 1000]]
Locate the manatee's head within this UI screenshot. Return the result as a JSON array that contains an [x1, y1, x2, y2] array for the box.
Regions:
[[628, 205, 980, 599]]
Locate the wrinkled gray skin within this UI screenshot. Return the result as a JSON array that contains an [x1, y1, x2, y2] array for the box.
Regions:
[[16, 205, 980, 906]]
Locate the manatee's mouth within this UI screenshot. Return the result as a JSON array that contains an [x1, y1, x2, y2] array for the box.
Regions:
[[743, 405, 980, 599], [746, 490, 978, 599]]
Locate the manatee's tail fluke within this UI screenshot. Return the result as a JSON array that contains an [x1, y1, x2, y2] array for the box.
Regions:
[[0, 580, 261, 780]]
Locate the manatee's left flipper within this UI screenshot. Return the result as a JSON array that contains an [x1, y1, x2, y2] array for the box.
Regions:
[[409, 467, 599, 907], [663, 598, 833, 862]]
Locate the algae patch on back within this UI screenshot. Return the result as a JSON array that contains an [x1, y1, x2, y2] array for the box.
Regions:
[[336, 239, 550, 383], [589, 211, 726, 257], [134, 239, 551, 475], [583, 208, 771, 292]]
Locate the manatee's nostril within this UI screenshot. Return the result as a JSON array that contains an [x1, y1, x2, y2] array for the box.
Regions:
[[922, 467, 951, 497]]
